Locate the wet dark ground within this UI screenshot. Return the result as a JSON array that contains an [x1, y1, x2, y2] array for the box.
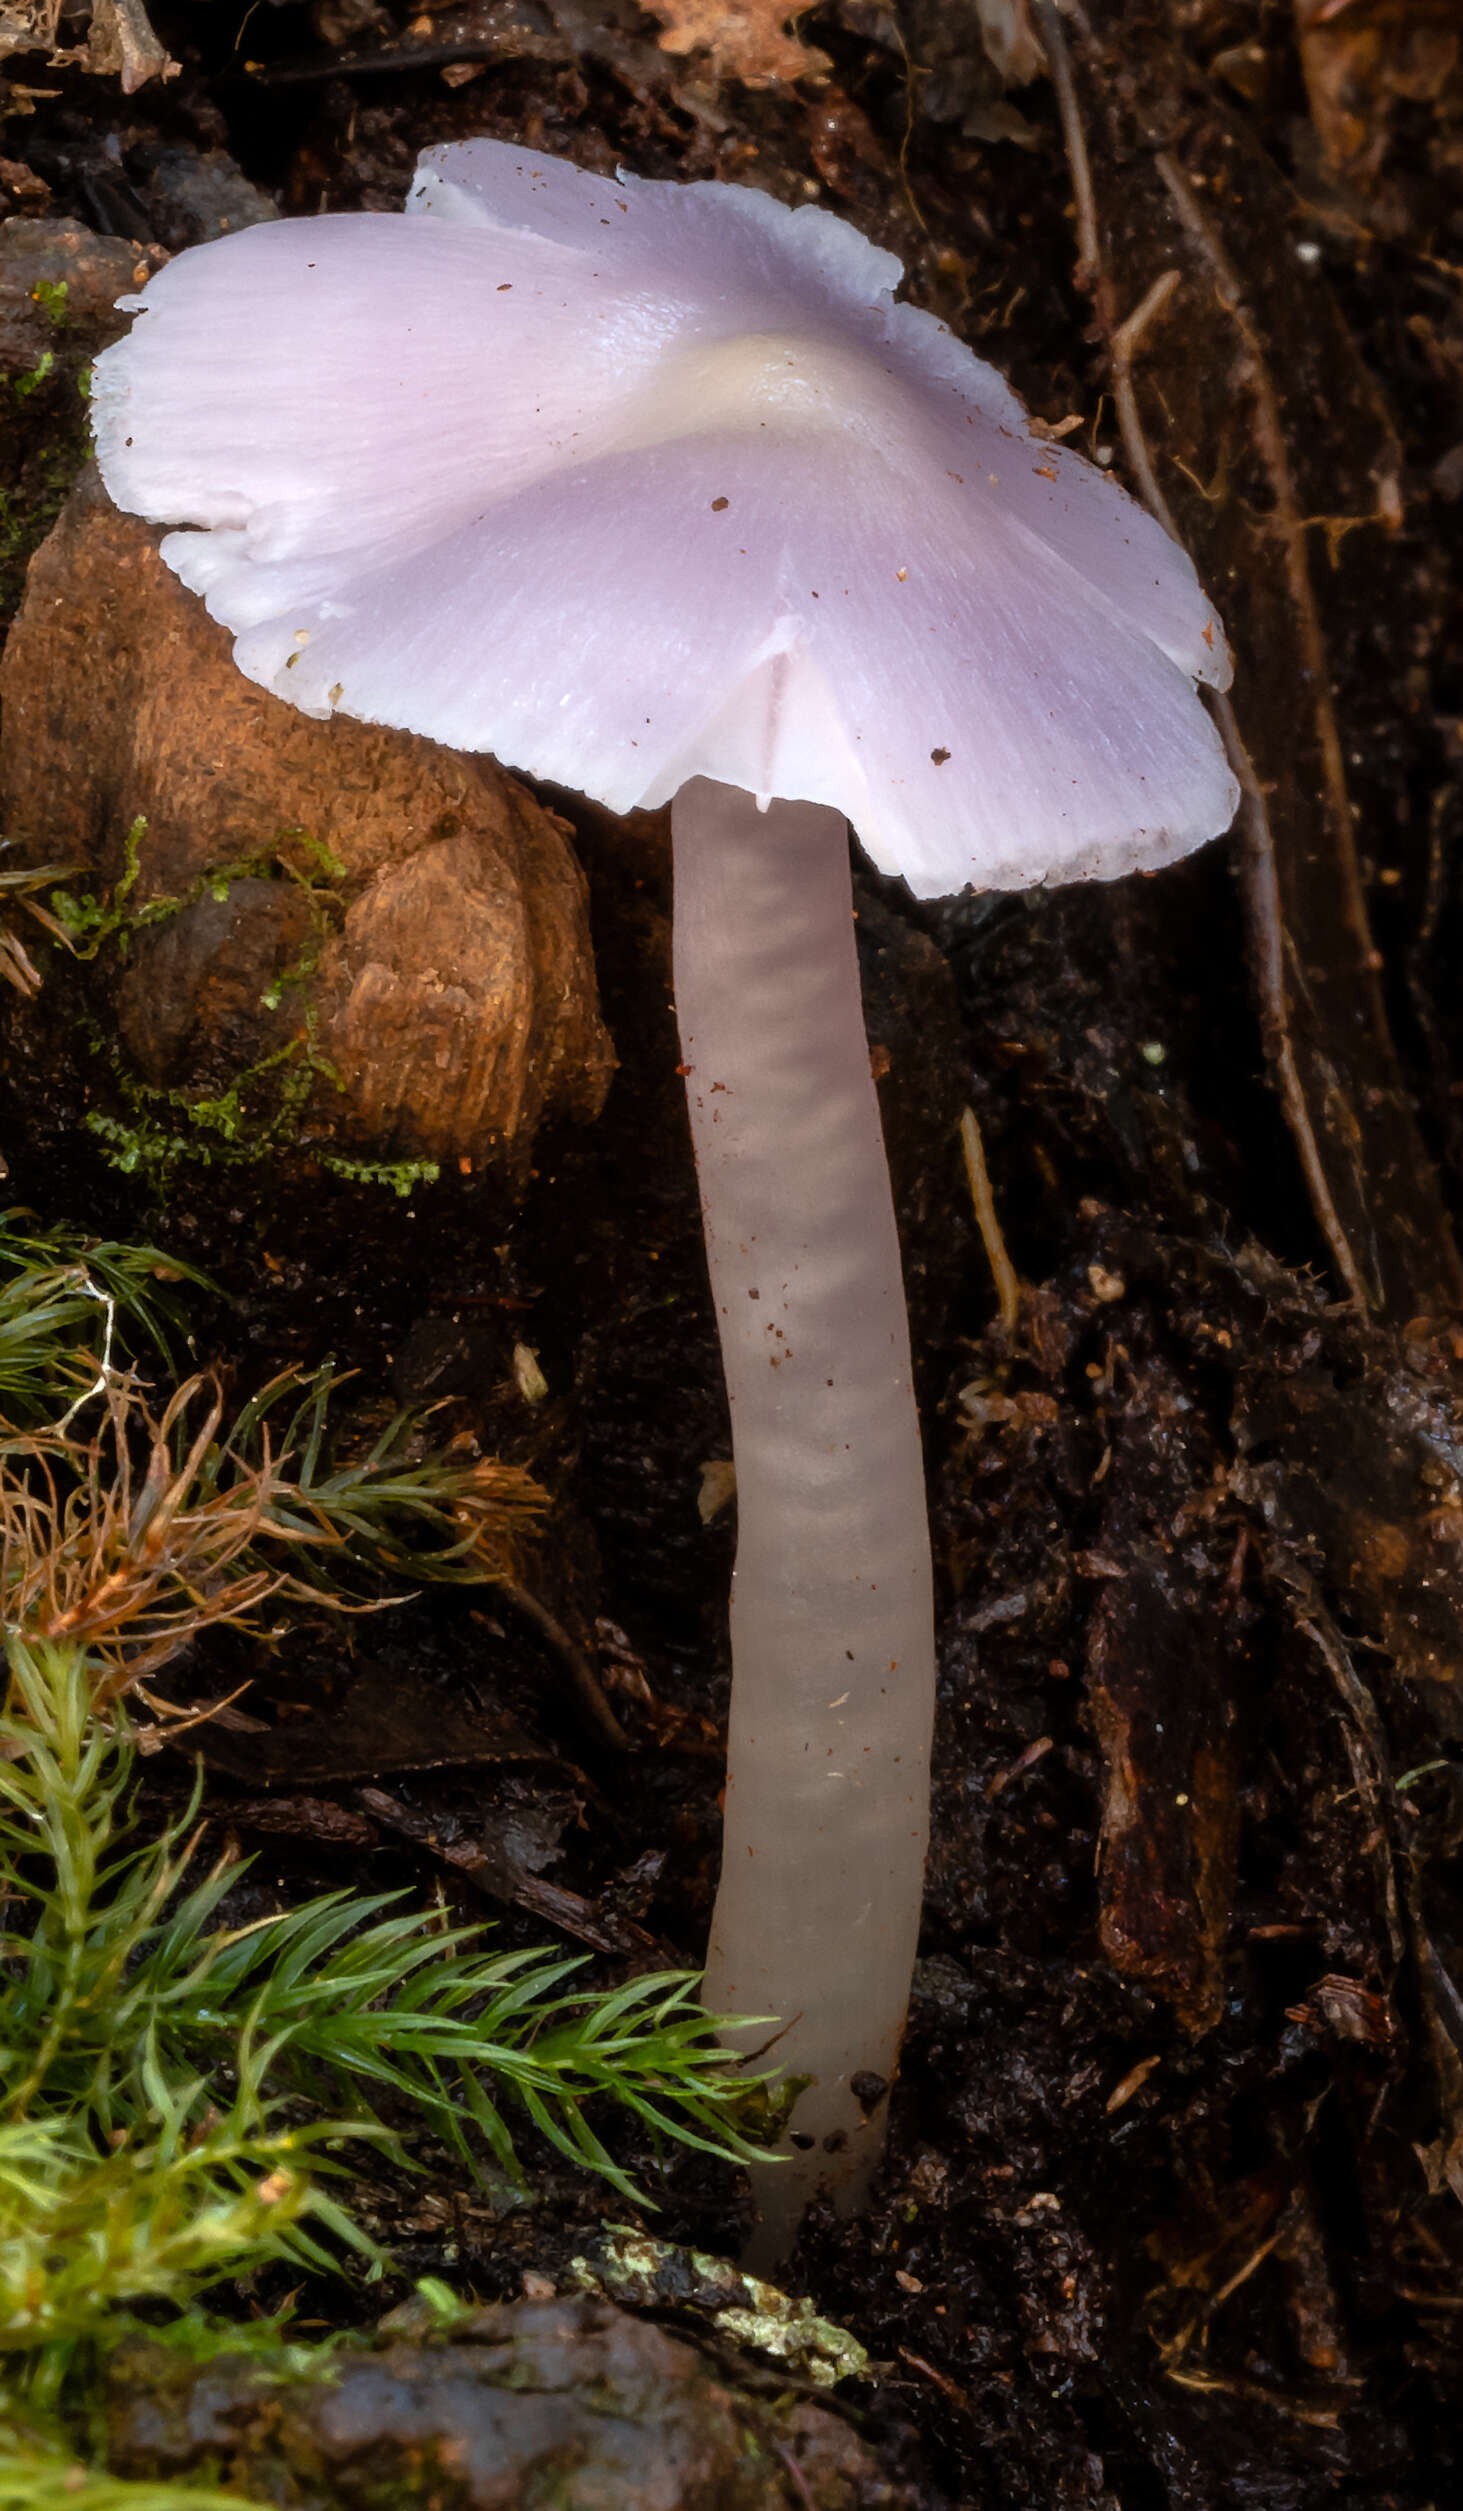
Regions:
[[2, 0, 1463, 2503]]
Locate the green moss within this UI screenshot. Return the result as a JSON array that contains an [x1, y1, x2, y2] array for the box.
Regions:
[[48, 817, 149, 959], [0, 277, 89, 627], [0, 1245, 775, 2500], [11, 353, 54, 404], [29, 280, 69, 328], [0, 2438, 275, 2510], [82, 989, 441, 1198], [83, 1012, 340, 1186], [317, 1152, 442, 1197], [52, 825, 437, 1197], [50, 820, 346, 967]]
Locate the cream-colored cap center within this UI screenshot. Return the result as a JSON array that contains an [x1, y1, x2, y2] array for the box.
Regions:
[[605, 330, 901, 455]]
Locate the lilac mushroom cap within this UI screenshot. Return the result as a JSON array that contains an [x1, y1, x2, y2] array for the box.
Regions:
[[92, 139, 1237, 899]]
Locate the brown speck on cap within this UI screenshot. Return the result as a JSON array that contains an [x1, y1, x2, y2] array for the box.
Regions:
[[91, 131, 1239, 901]]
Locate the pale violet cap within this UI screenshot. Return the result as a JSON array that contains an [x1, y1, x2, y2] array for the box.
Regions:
[[92, 139, 1239, 899]]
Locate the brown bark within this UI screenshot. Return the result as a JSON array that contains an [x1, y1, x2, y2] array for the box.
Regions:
[[0, 468, 615, 1176]]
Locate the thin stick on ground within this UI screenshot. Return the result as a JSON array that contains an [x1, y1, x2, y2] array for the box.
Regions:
[[959, 1106, 1020, 1333]]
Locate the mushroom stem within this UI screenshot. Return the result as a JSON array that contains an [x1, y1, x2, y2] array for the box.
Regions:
[[672, 774, 936, 2261]]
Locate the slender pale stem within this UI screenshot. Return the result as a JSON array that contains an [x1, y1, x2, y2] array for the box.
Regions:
[[671, 775, 936, 2261]]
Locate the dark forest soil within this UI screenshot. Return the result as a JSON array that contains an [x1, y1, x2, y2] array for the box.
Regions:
[[2, 1, 1463, 2504]]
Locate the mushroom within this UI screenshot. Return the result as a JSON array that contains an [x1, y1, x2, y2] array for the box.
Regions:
[[92, 139, 1238, 2256]]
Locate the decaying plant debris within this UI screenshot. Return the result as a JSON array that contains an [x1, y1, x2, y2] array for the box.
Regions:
[[0, 0, 1460, 2504]]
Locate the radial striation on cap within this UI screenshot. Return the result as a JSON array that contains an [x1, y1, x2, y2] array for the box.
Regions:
[[93, 138, 1239, 898]]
